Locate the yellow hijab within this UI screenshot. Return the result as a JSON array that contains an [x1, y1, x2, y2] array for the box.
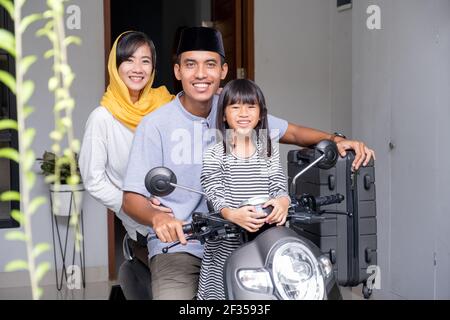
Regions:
[[101, 32, 174, 131]]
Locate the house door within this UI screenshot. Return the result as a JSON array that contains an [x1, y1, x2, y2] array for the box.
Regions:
[[103, 0, 254, 280], [211, 0, 254, 82]]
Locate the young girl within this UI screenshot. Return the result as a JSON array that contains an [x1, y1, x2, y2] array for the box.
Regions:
[[197, 79, 291, 300]]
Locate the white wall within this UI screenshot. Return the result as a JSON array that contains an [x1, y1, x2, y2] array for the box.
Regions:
[[0, 0, 108, 287], [330, 2, 352, 136], [255, 0, 352, 169], [352, 0, 450, 299]]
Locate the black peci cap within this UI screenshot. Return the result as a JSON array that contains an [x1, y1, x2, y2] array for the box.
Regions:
[[176, 27, 225, 58]]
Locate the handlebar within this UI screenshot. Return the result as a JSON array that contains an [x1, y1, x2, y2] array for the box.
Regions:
[[315, 194, 345, 206], [148, 193, 346, 253]]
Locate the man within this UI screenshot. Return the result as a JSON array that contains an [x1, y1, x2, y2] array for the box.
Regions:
[[122, 27, 375, 300]]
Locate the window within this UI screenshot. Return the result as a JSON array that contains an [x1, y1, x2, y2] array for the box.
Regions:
[[0, 7, 19, 228]]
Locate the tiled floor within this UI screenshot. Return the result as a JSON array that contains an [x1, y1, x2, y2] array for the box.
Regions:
[[0, 282, 365, 300], [0, 281, 112, 300]]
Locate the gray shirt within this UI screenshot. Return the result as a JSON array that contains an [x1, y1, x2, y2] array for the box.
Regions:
[[123, 92, 288, 259]]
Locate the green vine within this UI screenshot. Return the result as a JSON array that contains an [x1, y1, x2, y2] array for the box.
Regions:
[[37, 0, 82, 251], [0, 0, 81, 299]]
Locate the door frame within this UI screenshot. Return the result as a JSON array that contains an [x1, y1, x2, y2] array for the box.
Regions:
[[102, 0, 254, 280]]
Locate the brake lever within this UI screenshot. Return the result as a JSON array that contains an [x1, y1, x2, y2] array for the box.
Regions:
[[319, 210, 352, 217], [161, 235, 196, 253]]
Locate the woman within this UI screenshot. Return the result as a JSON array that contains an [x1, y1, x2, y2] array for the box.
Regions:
[[79, 31, 173, 249]]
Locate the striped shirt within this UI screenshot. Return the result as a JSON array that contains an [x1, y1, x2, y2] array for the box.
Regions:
[[197, 141, 288, 300]]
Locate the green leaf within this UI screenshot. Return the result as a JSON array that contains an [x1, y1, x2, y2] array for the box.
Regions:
[[28, 196, 46, 215], [61, 117, 72, 128], [51, 144, 61, 154], [21, 56, 37, 76], [71, 140, 80, 153], [0, 0, 14, 19], [26, 171, 36, 189], [49, 130, 62, 141], [44, 175, 56, 184], [35, 262, 51, 283], [0, 29, 15, 57], [5, 260, 28, 272], [63, 36, 81, 47], [5, 231, 27, 241], [67, 175, 80, 185], [23, 128, 36, 150], [55, 98, 74, 111], [22, 81, 35, 105], [44, 49, 55, 59], [0, 191, 20, 202], [11, 210, 24, 224], [47, 0, 64, 14], [0, 148, 19, 163], [24, 149, 35, 171], [64, 73, 75, 88], [19, 13, 43, 34], [33, 244, 51, 259], [24, 106, 35, 118], [36, 28, 50, 38], [0, 119, 18, 131], [55, 64, 71, 76], [0, 70, 16, 94], [42, 10, 53, 19], [48, 77, 58, 91]]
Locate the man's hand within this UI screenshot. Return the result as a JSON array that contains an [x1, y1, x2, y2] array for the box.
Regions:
[[221, 206, 266, 233], [336, 139, 376, 171], [151, 212, 187, 245], [147, 197, 188, 244], [264, 196, 290, 226]]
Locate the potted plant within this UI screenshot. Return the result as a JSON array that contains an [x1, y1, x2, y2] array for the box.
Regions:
[[37, 151, 84, 216]]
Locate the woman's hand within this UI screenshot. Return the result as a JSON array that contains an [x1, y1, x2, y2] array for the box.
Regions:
[[264, 196, 290, 226], [221, 206, 266, 233]]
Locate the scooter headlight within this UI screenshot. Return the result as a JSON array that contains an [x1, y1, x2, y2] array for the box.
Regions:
[[271, 242, 325, 300]]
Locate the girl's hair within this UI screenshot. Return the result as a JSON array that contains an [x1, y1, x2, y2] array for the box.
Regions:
[[116, 31, 157, 72], [216, 79, 272, 157]]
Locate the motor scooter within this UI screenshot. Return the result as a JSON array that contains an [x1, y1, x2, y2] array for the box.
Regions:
[[145, 140, 344, 300]]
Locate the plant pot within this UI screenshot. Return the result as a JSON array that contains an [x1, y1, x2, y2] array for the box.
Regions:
[[49, 183, 84, 216]]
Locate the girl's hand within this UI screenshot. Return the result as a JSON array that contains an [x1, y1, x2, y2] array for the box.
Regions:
[[221, 206, 266, 233], [264, 196, 290, 226]]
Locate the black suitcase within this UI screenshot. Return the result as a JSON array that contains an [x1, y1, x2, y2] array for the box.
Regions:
[[287, 148, 377, 298]]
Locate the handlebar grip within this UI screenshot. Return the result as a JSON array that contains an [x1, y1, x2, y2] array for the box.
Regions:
[[182, 223, 193, 234], [315, 194, 344, 207]]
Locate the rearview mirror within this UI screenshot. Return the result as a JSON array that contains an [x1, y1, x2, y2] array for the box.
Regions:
[[315, 140, 339, 170], [144, 167, 177, 197]]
